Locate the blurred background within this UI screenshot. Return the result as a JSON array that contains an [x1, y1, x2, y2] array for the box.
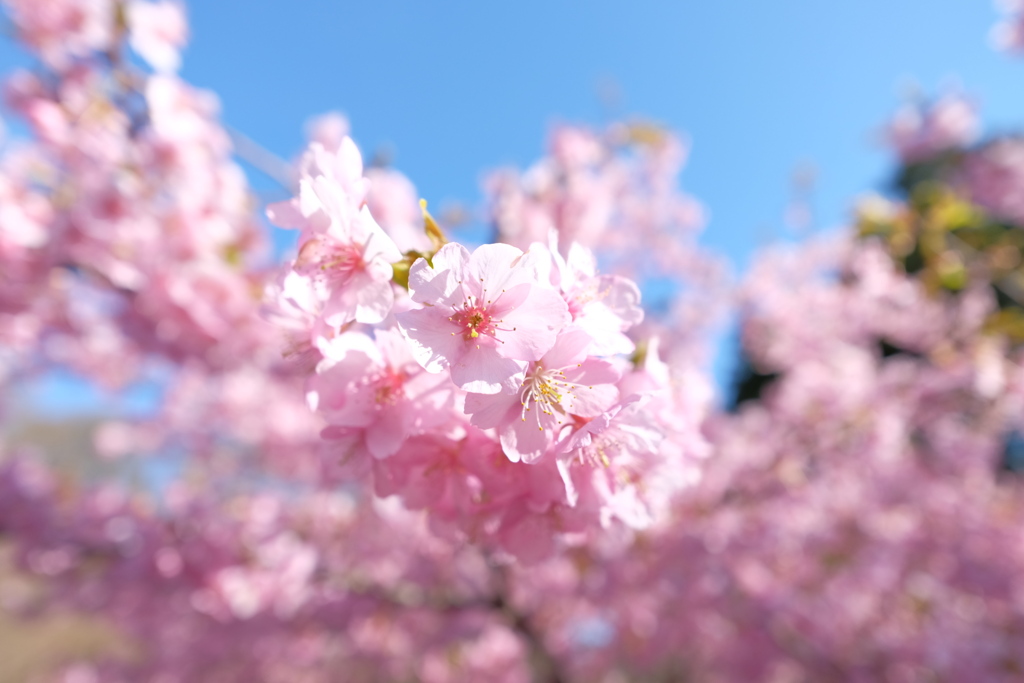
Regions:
[[2, 2, 1024, 680]]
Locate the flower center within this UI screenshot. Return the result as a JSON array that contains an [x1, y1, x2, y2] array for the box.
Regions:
[[371, 369, 406, 407], [296, 238, 364, 285], [450, 302, 498, 341], [520, 364, 575, 428]]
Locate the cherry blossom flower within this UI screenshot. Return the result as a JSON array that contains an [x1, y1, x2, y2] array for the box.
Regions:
[[557, 395, 664, 528], [992, 0, 1024, 53], [464, 328, 619, 463], [309, 328, 455, 459], [397, 242, 570, 393], [366, 166, 434, 253], [127, 1, 189, 73], [269, 141, 402, 326], [4, 0, 112, 69], [883, 93, 979, 163], [543, 240, 643, 356]]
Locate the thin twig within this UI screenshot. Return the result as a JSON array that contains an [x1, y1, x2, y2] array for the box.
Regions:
[[226, 126, 296, 193]]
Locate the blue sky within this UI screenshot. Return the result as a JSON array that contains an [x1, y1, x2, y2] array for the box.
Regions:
[[175, 1, 1024, 267], [3, 2, 1021, 267], [3, 1, 1024, 411]]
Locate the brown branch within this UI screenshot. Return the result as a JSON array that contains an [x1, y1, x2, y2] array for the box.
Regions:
[[490, 565, 568, 683]]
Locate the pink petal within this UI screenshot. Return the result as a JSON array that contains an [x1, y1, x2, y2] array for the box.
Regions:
[[470, 243, 533, 294], [500, 405, 551, 463], [338, 136, 365, 183], [408, 243, 468, 306], [599, 275, 644, 326], [365, 408, 407, 459], [397, 307, 462, 373], [499, 287, 570, 361], [465, 388, 519, 430], [450, 345, 526, 394], [487, 282, 531, 317], [540, 328, 592, 369], [566, 383, 619, 418], [352, 276, 396, 325], [361, 214, 403, 264], [266, 200, 305, 229], [556, 458, 579, 507], [498, 510, 556, 564]]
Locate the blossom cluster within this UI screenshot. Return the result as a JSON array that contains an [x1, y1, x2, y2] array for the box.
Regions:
[[265, 134, 709, 561], [0, 0, 277, 390], [0, 456, 541, 683], [993, 0, 1024, 53]]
